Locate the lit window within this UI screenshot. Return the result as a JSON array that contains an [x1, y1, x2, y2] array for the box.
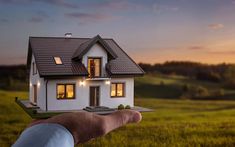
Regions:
[[111, 83, 125, 97], [57, 84, 75, 99], [54, 57, 63, 65], [111, 84, 116, 97], [57, 85, 65, 98], [88, 58, 101, 77]]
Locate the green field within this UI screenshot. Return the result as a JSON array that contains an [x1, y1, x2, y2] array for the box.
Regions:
[[1, 74, 235, 146]]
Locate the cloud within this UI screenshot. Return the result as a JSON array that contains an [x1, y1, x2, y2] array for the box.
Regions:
[[0, 18, 9, 23], [208, 23, 224, 30], [0, 0, 78, 9], [65, 12, 115, 24], [188, 46, 205, 50], [208, 51, 235, 55], [153, 4, 179, 14], [88, 1, 143, 11], [28, 10, 49, 23], [29, 16, 43, 23], [35, 0, 78, 9]]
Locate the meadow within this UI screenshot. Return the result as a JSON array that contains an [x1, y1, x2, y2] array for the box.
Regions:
[[1, 74, 235, 146]]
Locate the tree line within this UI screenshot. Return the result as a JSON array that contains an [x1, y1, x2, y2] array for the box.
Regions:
[[139, 61, 235, 89], [0, 61, 235, 91], [0, 65, 28, 90]]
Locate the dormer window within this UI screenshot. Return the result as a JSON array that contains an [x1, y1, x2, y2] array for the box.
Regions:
[[54, 57, 63, 65], [88, 58, 101, 77]]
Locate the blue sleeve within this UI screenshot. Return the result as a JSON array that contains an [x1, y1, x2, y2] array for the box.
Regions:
[[12, 123, 74, 147]]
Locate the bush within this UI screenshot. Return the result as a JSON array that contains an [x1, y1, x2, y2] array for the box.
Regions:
[[194, 86, 210, 97], [223, 79, 235, 89], [213, 89, 225, 97], [181, 85, 210, 99], [125, 105, 131, 109], [182, 84, 190, 92], [118, 104, 124, 110]]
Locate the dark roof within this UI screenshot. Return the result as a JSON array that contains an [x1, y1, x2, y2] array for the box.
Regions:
[[27, 35, 144, 77], [72, 35, 117, 60]]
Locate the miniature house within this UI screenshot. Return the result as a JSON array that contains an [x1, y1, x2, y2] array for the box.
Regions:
[[27, 34, 144, 111]]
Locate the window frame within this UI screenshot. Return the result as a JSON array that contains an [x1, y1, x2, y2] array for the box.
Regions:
[[56, 83, 76, 100], [32, 62, 37, 75], [110, 82, 125, 98], [87, 57, 102, 78]]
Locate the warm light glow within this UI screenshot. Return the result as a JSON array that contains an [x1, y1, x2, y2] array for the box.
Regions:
[[66, 85, 74, 98], [105, 80, 110, 85], [57, 84, 75, 99], [111, 84, 116, 97], [30, 83, 32, 87], [111, 83, 124, 97], [54, 57, 63, 65], [80, 80, 85, 86], [37, 81, 40, 87]]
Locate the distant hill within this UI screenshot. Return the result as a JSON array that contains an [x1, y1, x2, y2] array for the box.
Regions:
[[139, 61, 235, 89]]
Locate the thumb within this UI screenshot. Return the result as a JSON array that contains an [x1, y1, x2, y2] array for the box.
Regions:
[[103, 110, 142, 134]]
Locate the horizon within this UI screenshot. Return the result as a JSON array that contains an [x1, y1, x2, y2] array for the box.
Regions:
[[1, 0, 235, 65]]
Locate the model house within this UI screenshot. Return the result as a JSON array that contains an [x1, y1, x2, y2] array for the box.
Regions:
[[27, 34, 144, 111]]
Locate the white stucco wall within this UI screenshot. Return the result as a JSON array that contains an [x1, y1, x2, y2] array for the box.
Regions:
[[46, 77, 134, 111], [82, 43, 108, 77], [29, 55, 46, 110]]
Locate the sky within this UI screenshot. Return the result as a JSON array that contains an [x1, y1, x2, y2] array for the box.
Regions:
[[0, 0, 235, 65]]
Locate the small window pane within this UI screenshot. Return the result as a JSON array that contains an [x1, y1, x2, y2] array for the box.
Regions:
[[94, 59, 100, 77], [57, 85, 65, 99], [54, 57, 63, 65], [117, 84, 124, 96], [66, 85, 74, 98], [111, 84, 116, 97]]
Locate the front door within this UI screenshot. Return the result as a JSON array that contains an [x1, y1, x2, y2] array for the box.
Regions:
[[90, 86, 100, 106], [33, 84, 37, 104]]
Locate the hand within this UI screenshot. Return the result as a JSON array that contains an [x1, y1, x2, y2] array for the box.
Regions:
[[29, 110, 142, 144]]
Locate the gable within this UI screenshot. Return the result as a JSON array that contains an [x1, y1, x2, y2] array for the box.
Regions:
[[72, 35, 117, 61]]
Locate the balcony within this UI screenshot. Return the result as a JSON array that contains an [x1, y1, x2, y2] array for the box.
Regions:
[[87, 68, 110, 81]]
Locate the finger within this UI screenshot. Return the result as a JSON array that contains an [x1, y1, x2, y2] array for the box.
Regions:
[[103, 110, 142, 134]]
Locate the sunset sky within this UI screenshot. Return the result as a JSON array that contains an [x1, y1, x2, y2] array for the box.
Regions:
[[1, 0, 235, 65]]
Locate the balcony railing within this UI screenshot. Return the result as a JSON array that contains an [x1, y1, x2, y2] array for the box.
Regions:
[[87, 67, 109, 80]]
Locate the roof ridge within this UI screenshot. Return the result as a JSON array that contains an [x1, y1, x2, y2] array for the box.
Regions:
[[29, 36, 114, 40]]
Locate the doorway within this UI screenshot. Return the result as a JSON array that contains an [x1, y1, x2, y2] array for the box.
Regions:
[[89, 86, 100, 106]]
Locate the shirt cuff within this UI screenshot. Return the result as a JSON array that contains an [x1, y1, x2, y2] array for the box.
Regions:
[[13, 123, 74, 147]]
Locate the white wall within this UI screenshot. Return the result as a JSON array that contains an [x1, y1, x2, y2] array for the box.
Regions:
[[29, 55, 46, 110], [101, 78, 134, 108], [82, 43, 108, 77], [46, 77, 134, 110], [30, 43, 134, 111]]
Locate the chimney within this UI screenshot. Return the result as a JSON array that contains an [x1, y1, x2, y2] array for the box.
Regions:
[[65, 33, 72, 38]]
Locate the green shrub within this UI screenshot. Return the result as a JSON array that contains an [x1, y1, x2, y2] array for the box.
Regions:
[[196, 86, 209, 97], [125, 105, 131, 109], [182, 84, 190, 92], [213, 89, 225, 97], [118, 104, 124, 110]]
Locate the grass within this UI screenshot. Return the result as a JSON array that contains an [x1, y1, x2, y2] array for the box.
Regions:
[[1, 89, 235, 146], [1, 74, 235, 146]]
